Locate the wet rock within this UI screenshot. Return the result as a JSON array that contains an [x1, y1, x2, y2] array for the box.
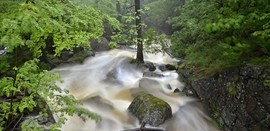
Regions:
[[128, 93, 172, 126], [240, 66, 264, 79], [158, 64, 177, 71], [138, 78, 163, 91], [165, 64, 177, 71], [122, 127, 164, 131], [144, 62, 156, 72], [0, 47, 6, 55], [143, 72, 164, 78], [166, 84, 172, 90], [15, 97, 55, 130], [91, 37, 110, 52], [173, 88, 180, 93], [46, 50, 95, 68], [60, 50, 74, 60], [177, 69, 198, 97], [187, 65, 270, 130]]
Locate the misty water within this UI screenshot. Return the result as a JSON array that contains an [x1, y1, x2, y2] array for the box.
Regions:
[[53, 48, 218, 131]]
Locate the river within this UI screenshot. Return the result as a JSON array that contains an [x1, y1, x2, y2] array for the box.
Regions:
[[53, 48, 218, 131]]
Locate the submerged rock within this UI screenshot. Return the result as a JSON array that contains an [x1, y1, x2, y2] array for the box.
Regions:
[[138, 78, 163, 91], [127, 93, 172, 126], [143, 72, 164, 78]]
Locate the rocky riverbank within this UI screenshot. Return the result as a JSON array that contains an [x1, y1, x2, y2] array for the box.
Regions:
[[179, 65, 270, 131]]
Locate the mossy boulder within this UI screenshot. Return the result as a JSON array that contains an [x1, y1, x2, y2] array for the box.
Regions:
[[127, 93, 172, 126]]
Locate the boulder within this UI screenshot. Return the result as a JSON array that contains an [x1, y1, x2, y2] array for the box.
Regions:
[[158, 64, 177, 72], [91, 37, 110, 52], [144, 62, 156, 72], [127, 93, 172, 126], [60, 50, 74, 60]]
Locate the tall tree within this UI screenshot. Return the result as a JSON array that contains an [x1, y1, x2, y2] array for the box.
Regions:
[[135, 0, 144, 64]]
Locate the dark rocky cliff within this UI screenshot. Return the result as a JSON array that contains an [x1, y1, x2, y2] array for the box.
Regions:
[[180, 65, 270, 131]]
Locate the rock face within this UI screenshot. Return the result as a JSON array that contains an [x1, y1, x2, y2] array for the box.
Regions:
[[128, 93, 172, 126], [181, 66, 270, 131]]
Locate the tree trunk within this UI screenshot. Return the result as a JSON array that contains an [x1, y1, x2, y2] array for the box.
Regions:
[[95, 0, 99, 9], [116, 0, 122, 21], [135, 0, 144, 64]]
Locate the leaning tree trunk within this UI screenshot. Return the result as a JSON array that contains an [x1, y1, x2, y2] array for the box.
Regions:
[[135, 0, 144, 64]]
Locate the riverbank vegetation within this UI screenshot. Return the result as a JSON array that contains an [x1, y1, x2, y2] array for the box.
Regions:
[[171, 0, 270, 76]]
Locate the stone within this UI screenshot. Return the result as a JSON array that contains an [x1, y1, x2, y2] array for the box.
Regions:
[[122, 127, 164, 131], [128, 93, 172, 126], [144, 62, 156, 72], [60, 50, 74, 60], [187, 65, 270, 130], [165, 64, 177, 71], [158, 64, 177, 71], [173, 88, 180, 93], [143, 72, 164, 78], [91, 37, 110, 52], [138, 78, 163, 90]]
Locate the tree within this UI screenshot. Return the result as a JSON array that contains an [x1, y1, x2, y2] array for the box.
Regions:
[[135, 0, 144, 64]]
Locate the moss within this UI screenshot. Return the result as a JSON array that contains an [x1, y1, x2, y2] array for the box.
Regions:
[[264, 79, 270, 88], [248, 56, 270, 70], [129, 58, 137, 64], [209, 101, 219, 119], [128, 93, 172, 126], [67, 52, 86, 63], [208, 101, 224, 130], [232, 74, 240, 81], [228, 83, 237, 97]]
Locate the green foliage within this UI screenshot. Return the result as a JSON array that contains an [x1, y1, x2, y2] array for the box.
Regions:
[[0, 0, 118, 57], [75, 0, 119, 17], [171, 0, 270, 74], [0, 59, 100, 130], [0, 0, 117, 130], [265, 79, 270, 88], [143, 28, 169, 53]]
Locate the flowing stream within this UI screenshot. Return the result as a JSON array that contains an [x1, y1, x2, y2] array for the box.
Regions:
[[53, 48, 218, 131]]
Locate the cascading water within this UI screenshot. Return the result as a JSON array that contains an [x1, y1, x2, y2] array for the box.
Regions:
[[53, 48, 218, 131]]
